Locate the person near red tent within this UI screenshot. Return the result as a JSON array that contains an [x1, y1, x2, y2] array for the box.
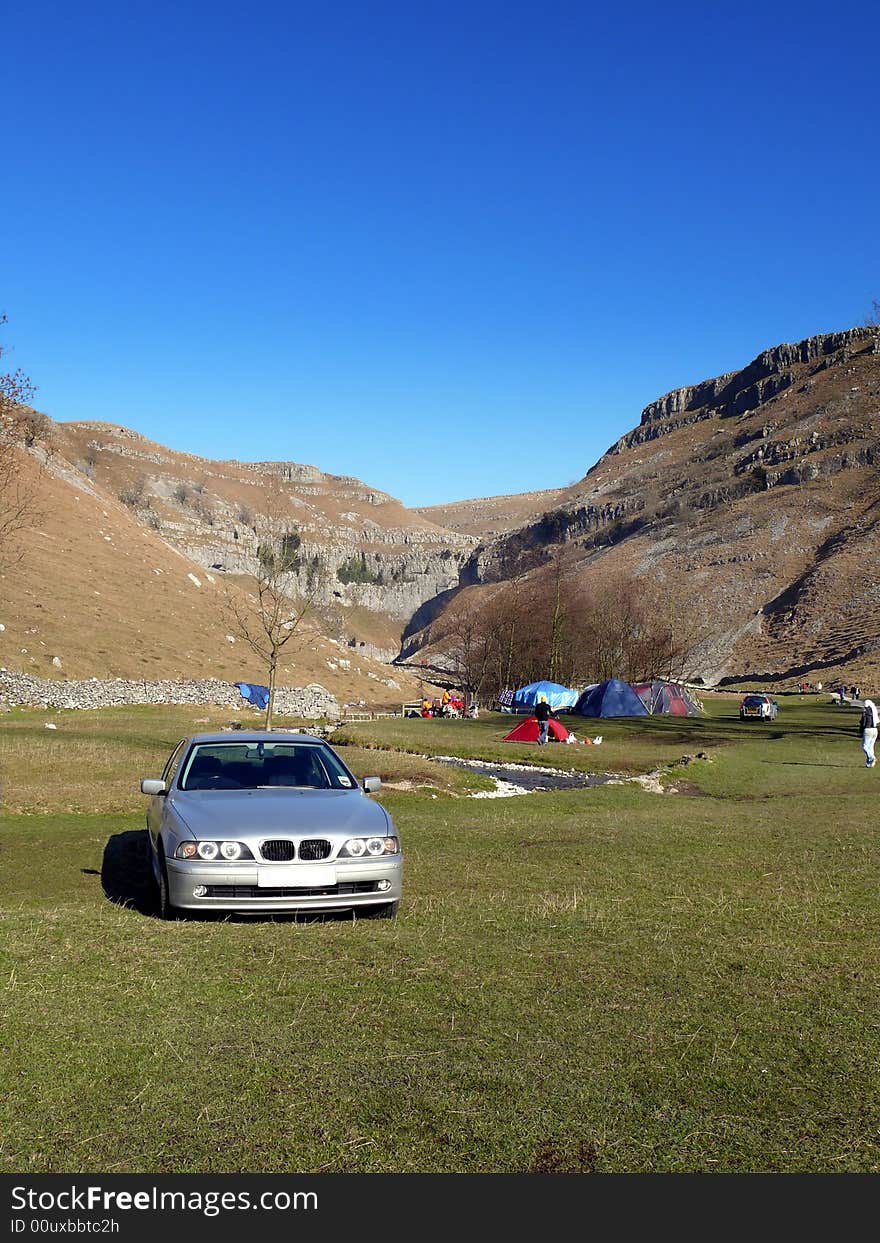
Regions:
[[534, 694, 557, 745]]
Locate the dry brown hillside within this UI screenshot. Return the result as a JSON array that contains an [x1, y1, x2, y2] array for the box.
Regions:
[[414, 487, 567, 539], [0, 443, 437, 704], [406, 326, 880, 689], [4, 324, 879, 696], [53, 421, 475, 661]]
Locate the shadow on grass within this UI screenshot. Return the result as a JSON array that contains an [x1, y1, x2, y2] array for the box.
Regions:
[[760, 760, 856, 767], [101, 829, 159, 917]]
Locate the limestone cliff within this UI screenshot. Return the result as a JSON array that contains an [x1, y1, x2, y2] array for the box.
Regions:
[[53, 425, 477, 655], [409, 326, 880, 687]]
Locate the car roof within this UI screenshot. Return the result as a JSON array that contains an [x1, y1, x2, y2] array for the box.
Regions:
[[185, 732, 327, 745]]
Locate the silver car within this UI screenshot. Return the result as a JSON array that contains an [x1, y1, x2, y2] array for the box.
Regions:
[[140, 732, 401, 919]]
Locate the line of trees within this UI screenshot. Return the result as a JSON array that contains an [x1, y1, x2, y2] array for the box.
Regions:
[[426, 549, 713, 704]]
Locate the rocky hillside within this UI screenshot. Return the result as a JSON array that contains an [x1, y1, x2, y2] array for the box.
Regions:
[[406, 326, 880, 687], [0, 435, 458, 705], [414, 486, 567, 539], [50, 422, 477, 658], [4, 324, 879, 697]]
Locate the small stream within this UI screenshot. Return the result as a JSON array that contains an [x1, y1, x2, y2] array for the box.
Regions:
[[434, 755, 624, 797]]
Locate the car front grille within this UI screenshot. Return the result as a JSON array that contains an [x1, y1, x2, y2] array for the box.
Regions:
[[299, 839, 332, 860], [260, 840, 297, 861], [260, 839, 332, 861], [202, 881, 380, 899]]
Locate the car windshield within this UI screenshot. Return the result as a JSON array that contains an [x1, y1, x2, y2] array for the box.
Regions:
[[179, 742, 357, 791], [743, 697, 765, 706]]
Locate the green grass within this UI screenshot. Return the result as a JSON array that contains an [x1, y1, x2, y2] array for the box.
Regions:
[[1, 698, 877, 1172]]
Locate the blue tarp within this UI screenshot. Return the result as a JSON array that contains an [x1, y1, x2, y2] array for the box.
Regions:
[[573, 678, 648, 718], [512, 680, 580, 712], [234, 682, 270, 710]]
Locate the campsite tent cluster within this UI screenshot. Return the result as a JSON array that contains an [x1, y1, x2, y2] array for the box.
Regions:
[[504, 677, 701, 743]]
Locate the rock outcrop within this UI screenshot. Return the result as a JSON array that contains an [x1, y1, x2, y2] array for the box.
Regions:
[[620, 327, 877, 445]]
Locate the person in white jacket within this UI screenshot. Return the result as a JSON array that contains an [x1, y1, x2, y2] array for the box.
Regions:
[[859, 698, 878, 767]]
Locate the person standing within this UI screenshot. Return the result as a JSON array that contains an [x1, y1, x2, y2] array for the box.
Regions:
[[859, 698, 878, 768], [534, 694, 556, 745]]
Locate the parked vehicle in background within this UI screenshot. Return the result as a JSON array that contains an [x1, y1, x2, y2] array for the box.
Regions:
[[140, 733, 401, 919], [739, 694, 778, 721]]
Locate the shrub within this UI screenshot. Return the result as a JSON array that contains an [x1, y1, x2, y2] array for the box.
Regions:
[[337, 553, 383, 585]]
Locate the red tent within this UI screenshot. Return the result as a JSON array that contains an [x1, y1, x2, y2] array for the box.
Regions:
[[503, 715, 571, 742]]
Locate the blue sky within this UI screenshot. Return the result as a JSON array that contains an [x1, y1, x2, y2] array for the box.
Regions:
[[3, 1, 878, 507]]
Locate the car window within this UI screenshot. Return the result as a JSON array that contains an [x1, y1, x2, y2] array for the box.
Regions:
[[178, 742, 358, 791], [162, 739, 187, 786]]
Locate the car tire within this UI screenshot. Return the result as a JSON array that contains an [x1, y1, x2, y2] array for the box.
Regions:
[[361, 900, 399, 920], [156, 854, 180, 921]]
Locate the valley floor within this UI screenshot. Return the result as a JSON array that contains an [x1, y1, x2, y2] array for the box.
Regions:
[[1, 698, 877, 1173]]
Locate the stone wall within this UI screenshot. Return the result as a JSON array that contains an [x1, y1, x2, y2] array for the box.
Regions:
[[0, 670, 339, 718]]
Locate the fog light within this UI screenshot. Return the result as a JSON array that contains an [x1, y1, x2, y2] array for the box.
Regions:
[[377, 879, 392, 892], [193, 885, 208, 897]]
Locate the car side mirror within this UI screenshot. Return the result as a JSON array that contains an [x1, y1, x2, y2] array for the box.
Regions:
[[363, 776, 381, 793], [141, 778, 167, 796]]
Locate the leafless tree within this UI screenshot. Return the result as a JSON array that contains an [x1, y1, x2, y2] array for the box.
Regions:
[[865, 298, 880, 327], [428, 557, 716, 699], [428, 587, 502, 705], [0, 313, 48, 568], [224, 486, 324, 729]]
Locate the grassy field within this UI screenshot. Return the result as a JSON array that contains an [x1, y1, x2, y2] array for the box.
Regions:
[[1, 695, 878, 1173]]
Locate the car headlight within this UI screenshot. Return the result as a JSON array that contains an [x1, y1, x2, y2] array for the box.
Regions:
[[339, 836, 399, 858], [175, 841, 254, 860]]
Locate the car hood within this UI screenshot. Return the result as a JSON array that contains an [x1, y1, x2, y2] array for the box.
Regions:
[[168, 788, 391, 841]]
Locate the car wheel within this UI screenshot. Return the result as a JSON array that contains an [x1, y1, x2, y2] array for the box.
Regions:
[[156, 854, 179, 921], [361, 900, 399, 920]]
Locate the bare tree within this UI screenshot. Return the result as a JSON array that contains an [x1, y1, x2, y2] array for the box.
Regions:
[[433, 559, 717, 697], [428, 587, 503, 706], [224, 488, 324, 729], [0, 313, 48, 568], [484, 571, 530, 693]]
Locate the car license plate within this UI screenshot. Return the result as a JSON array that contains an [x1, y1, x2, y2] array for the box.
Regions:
[[258, 865, 336, 888]]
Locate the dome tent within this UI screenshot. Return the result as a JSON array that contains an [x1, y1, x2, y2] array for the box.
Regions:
[[512, 680, 579, 712], [632, 680, 702, 716], [504, 716, 572, 742], [573, 678, 648, 718]]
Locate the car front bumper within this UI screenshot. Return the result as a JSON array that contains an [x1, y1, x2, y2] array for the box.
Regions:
[[165, 856, 403, 913]]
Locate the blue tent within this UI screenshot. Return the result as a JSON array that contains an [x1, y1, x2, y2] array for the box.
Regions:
[[512, 680, 579, 712], [234, 682, 270, 710], [573, 678, 648, 718]]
